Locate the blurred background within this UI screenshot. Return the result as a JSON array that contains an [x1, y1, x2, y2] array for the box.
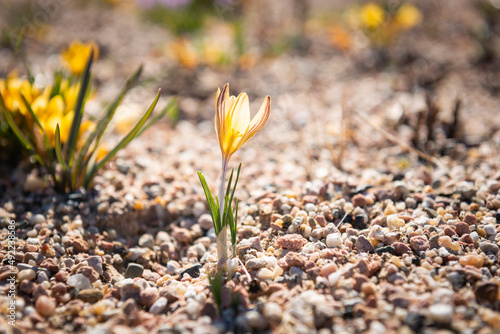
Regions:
[[1, 0, 500, 176]]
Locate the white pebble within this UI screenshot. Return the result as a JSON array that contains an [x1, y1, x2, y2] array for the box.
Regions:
[[326, 233, 342, 248]]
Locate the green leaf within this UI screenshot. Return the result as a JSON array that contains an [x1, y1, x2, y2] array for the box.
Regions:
[[55, 124, 69, 191], [135, 98, 177, 138], [20, 94, 54, 163], [65, 48, 94, 167], [0, 93, 35, 152], [72, 65, 143, 188], [83, 89, 161, 188], [198, 170, 221, 234]]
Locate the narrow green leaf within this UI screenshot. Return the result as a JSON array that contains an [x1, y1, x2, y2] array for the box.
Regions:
[[198, 171, 221, 234], [72, 65, 143, 188], [135, 98, 177, 138], [228, 163, 242, 208], [0, 94, 35, 152], [83, 89, 161, 188], [20, 94, 54, 163], [65, 49, 94, 167], [55, 124, 68, 171]]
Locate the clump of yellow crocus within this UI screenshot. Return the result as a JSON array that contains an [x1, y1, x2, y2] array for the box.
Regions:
[[198, 83, 270, 273], [60, 40, 99, 76]]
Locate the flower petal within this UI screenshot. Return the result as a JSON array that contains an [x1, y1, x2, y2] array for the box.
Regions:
[[236, 95, 271, 150]]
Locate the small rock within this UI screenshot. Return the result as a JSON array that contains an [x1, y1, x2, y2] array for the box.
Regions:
[[455, 222, 470, 236], [475, 282, 499, 304], [246, 258, 267, 270], [198, 214, 213, 230], [78, 289, 104, 303], [125, 263, 144, 278], [72, 239, 89, 253], [352, 194, 367, 207], [484, 225, 497, 236], [392, 242, 411, 256], [35, 295, 55, 317], [480, 241, 499, 254], [459, 254, 484, 268], [67, 274, 92, 290], [285, 252, 305, 267], [326, 233, 342, 248], [29, 214, 45, 225], [18, 269, 36, 282], [180, 264, 202, 279], [245, 310, 267, 330], [263, 302, 283, 323], [275, 234, 308, 251], [149, 296, 168, 314], [428, 304, 453, 325], [172, 227, 192, 243], [355, 236, 374, 253], [138, 234, 155, 249], [237, 236, 263, 257], [464, 213, 477, 225], [410, 236, 430, 251], [257, 268, 274, 280], [87, 256, 103, 276], [140, 287, 159, 308]]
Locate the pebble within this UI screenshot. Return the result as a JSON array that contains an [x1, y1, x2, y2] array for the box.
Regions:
[[125, 263, 144, 278], [257, 268, 274, 280], [180, 264, 202, 279], [246, 258, 267, 270], [263, 302, 283, 323], [67, 274, 92, 290], [484, 224, 497, 236], [352, 194, 367, 207], [198, 214, 213, 230], [18, 269, 36, 282], [428, 304, 453, 325], [78, 289, 104, 303], [140, 287, 159, 308], [304, 203, 317, 212], [35, 295, 55, 317], [275, 234, 307, 251], [479, 241, 499, 254], [410, 236, 430, 251], [355, 235, 374, 253], [459, 254, 484, 268], [455, 222, 470, 236], [149, 296, 168, 314], [87, 256, 104, 276], [392, 242, 411, 255], [387, 215, 405, 230], [138, 234, 155, 249], [326, 233, 342, 248], [29, 214, 45, 225]]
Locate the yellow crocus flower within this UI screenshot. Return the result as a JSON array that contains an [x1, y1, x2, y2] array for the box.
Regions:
[[47, 95, 65, 118], [360, 3, 385, 29], [61, 40, 99, 76], [215, 83, 271, 163], [395, 3, 422, 30]]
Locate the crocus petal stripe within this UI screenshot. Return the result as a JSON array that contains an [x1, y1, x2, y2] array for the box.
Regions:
[[214, 83, 270, 162]]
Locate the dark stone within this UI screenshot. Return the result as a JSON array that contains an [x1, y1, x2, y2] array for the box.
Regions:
[[124, 263, 144, 278], [375, 246, 395, 255], [475, 282, 498, 304], [179, 264, 202, 279], [406, 312, 426, 332]]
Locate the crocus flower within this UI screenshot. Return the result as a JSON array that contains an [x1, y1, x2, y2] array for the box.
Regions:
[[360, 3, 385, 29], [61, 40, 99, 76], [215, 83, 271, 164]]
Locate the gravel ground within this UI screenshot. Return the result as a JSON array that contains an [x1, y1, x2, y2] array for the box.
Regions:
[[1, 1, 500, 333]]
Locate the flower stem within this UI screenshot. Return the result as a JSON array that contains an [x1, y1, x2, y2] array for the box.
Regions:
[[217, 159, 228, 272]]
